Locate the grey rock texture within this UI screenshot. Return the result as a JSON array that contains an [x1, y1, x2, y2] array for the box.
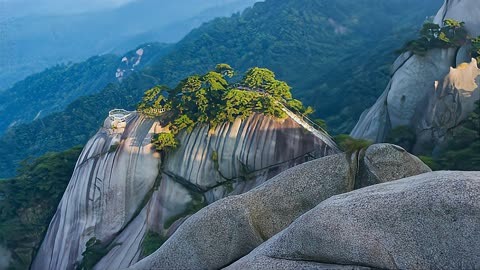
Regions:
[[230, 171, 480, 270], [227, 256, 372, 270], [356, 143, 430, 188], [32, 114, 161, 270], [351, 0, 480, 150], [33, 112, 336, 270], [414, 59, 480, 152], [129, 144, 429, 270], [434, 0, 480, 37]]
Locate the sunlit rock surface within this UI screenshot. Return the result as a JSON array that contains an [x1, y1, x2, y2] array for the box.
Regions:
[[33, 112, 338, 270], [414, 59, 480, 151]]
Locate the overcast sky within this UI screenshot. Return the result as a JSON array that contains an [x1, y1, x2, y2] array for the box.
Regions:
[[1, 0, 248, 18], [2, 0, 140, 17]]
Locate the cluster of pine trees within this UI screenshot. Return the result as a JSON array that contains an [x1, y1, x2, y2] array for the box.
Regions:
[[138, 64, 312, 151]]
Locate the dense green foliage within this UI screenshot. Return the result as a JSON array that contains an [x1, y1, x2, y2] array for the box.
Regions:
[[0, 0, 439, 177], [141, 65, 309, 152], [398, 19, 469, 55], [76, 238, 110, 270], [0, 147, 83, 270], [152, 133, 179, 152], [421, 101, 480, 171], [398, 19, 480, 68], [471, 36, 480, 63], [141, 231, 167, 258], [386, 125, 417, 152], [0, 55, 118, 135]]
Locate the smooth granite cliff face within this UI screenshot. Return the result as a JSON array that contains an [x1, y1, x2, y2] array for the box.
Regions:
[[32, 112, 338, 270], [31, 114, 161, 270], [351, 0, 480, 150]]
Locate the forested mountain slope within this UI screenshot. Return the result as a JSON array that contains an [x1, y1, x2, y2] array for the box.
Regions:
[[0, 43, 171, 135], [0, 0, 258, 90], [144, 0, 442, 131], [0, 0, 441, 178]]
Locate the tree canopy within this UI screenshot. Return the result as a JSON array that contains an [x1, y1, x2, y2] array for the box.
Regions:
[[398, 19, 473, 56], [138, 64, 314, 152]]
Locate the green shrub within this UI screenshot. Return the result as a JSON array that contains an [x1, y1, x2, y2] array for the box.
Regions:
[[76, 238, 110, 270], [398, 19, 469, 56], [386, 125, 416, 152], [418, 155, 441, 171], [163, 192, 206, 229], [152, 133, 179, 152], [108, 143, 119, 153], [334, 134, 372, 153], [141, 65, 317, 147], [141, 231, 167, 258], [470, 36, 480, 66], [420, 101, 480, 171], [211, 151, 219, 170]]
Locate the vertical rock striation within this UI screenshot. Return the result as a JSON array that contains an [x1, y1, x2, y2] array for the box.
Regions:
[[33, 112, 338, 270], [32, 113, 162, 270]]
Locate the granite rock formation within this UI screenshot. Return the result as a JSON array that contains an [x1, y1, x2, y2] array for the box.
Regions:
[[129, 144, 430, 270], [351, 0, 480, 152], [32, 111, 337, 270], [229, 171, 480, 269]]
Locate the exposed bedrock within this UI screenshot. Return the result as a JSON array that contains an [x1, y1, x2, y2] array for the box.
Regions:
[[435, 0, 480, 37], [351, 0, 480, 148], [414, 59, 480, 152], [33, 112, 336, 270], [230, 171, 480, 270], [32, 114, 161, 270], [128, 144, 430, 270]]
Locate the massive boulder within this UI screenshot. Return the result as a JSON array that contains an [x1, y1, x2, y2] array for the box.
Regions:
[[351, 0, 480, 151], [32, 112, 337, 270], [230, 171, 480, 270], [129, 144, 430, 270]]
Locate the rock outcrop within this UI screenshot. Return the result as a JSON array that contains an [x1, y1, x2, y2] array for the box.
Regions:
[[229, 171, 480, 270], [351, 0, 480, 151], [414, 59, 480, 152], [435, 0, 480, 37], [32, 111, 337, 270], [32, 114, 161, 270], [129, 144, 430, 270]]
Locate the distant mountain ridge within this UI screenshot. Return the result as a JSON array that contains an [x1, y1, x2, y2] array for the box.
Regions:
[[0, 0, 441, 178], [0, 0, 259, 90], [0, 43, 172, 135]]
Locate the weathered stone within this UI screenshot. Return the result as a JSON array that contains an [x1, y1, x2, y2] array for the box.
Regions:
[[229, 171, 480, 270], [226, 256, 372, 270], [414, 59, 480, 152], [32, 114, 161, 270], [351, 0, 480, 148], [129, 144, 429, 270], [33, 112, 336, 270], [356, 143, 431, 188], [434, 0, 480, 37]]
